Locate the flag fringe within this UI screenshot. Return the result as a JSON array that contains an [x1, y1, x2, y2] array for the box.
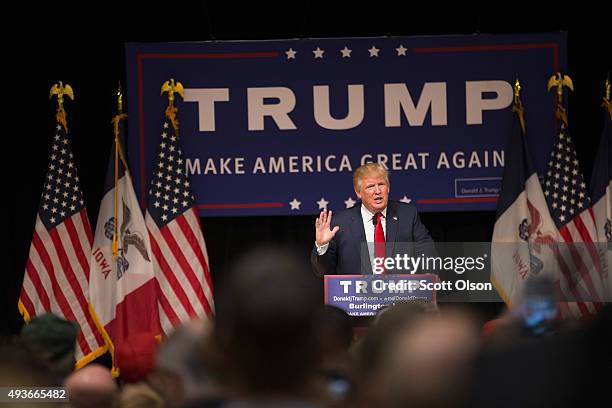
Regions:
[[17, 298, 31, 322], [490, 274, 513, 308], [88, 304, 120, 377]]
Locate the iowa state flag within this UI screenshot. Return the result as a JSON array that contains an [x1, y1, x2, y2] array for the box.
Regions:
[[492, 102, 559, 305], [589, 110, 612, 301], [89, 113, 161, 375]]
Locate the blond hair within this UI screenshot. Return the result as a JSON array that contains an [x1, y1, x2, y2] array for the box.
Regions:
[[114, 383, 164, 408], [353, 162, 389, 192]]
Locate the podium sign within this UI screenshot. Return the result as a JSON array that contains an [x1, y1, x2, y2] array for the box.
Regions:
[[324, 274, 437, 316]]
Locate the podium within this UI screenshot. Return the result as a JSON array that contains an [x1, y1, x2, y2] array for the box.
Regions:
[[324, 274, 438, 317]]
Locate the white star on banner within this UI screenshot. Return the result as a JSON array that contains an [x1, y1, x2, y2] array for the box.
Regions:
[[344, 197, 356, 208], [368, 46, 380, 57], [285, 48, 297, 59], [317, 197, 329, 210], [313, 47, 325, 59], [289, 198, 301, 210], [340, 46, 352, 58], [396, 45, 407, 56], [400, 195, 412, 203]]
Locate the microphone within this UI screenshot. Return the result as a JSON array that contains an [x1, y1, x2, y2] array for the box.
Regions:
[[372, 215, 378, 227]]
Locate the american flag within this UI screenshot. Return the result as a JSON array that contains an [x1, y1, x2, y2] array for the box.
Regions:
[[145, 120, 214, 334], [19, 123, 106, 366], [543, 122, 605, 317]]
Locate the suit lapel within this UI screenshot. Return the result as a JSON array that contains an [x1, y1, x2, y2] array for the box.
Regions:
[[385, 202, 399, 258], [348, 205, 372, 274]]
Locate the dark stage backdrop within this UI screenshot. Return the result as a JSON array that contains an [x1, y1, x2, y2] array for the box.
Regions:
[[6, 2, 610, 336]]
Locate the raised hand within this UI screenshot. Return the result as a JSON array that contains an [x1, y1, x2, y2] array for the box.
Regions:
[[315, 210, 340, 246]]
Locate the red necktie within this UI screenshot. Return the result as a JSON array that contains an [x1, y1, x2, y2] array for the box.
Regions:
[[374, 212, 386, 273]]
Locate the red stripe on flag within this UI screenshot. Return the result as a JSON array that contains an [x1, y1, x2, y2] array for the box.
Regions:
[[19, 287, 37, 318], [554, 284, 586, 319], [176, 212, 213, 315], [155, 279, 181, 329], [24, 259, 51, 310], [47, 228, 100, 347], [32, 231, 92, 355], [149, 232, 197, 317], [572, 214, 606, 275], [63, 217, 91, 285], [558, 226, 602, 306], [79, 209, 93, 247], [187, 208, 213, 291], [555, 247, 593, 318], [557, 299, 570, 317], [159, 224, 209, 318]]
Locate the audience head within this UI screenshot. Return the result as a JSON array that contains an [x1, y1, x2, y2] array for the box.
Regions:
[[0, 341, 53, 386], [350, 302, 426, 407], [313, 305, 353, 356], [150, 319, 218, 407], [215, 246, 319, 395], [114, 382, 164, 408], [380, 309, 480, 408], [64, 364, 117, 408], [312, 305, 354, 403], [20, 312, 78, 380]]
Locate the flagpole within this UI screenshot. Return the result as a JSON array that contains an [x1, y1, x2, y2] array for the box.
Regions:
[[111, 83, 127, 259], [603, 74, 611, 120]]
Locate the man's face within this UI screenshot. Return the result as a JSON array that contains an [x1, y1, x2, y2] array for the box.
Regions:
[[355, 174, 389, 213]]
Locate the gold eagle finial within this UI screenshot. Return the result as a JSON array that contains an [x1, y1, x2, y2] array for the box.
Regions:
[[513, 77, 522, 105], [547, 73, 573, 126], [117, 81, 124, 114], [512, 77, 525, 134], [547, 72, 574, 103], [160, 78, 184, 132], [112, 82, 127, 127], [160, 78, 184, 109], [49, 81, 74, 131]]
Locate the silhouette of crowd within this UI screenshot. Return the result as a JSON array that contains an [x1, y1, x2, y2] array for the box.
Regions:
[[2, 246, 610, 408]]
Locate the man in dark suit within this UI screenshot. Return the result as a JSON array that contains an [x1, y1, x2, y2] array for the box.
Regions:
[[311, 163, 434, 276]]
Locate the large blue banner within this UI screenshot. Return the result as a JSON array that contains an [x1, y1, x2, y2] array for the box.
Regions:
[[126, 33, 566, 216]]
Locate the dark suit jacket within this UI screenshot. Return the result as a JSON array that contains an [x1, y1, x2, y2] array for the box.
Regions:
[[311, 200, 435, 276]]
